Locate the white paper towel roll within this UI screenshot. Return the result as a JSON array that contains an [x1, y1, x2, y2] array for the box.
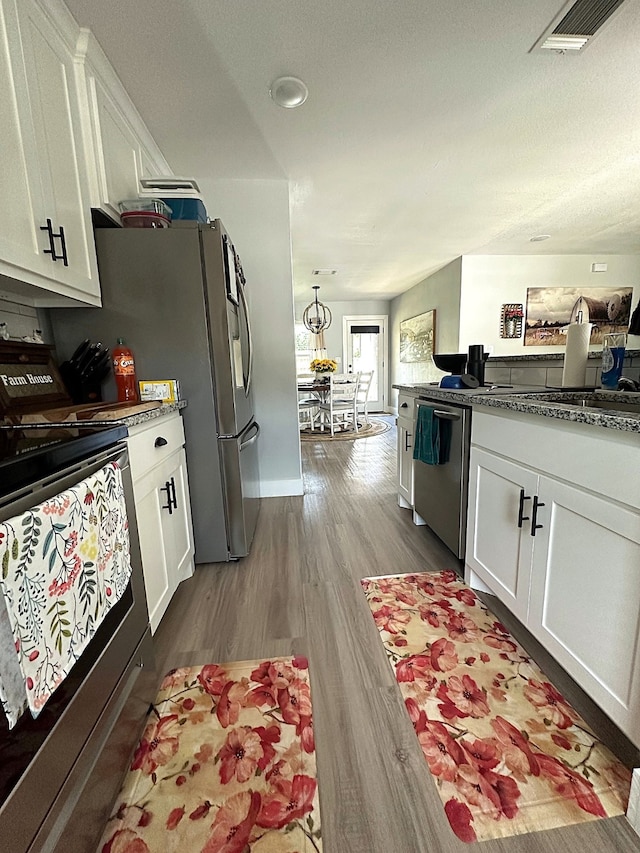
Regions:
[[561, 322, 592, 387]]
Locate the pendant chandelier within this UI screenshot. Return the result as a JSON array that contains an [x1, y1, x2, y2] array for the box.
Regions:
[[302, 286, 332, 334]]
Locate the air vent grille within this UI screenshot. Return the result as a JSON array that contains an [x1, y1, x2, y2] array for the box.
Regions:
[[533, 0, 628, 52], [553, 0, 625, 36]]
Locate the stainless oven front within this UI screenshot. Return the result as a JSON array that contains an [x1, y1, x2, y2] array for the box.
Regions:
[[413, 398, 471, 561], [0, 439, 156, 853]]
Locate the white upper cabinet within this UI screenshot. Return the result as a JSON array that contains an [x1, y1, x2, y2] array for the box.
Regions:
[[74, 28, 172, 224], [0, 0, 100, 306]]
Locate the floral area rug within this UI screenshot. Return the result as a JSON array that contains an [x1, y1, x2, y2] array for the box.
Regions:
[[97, 657, 322, 853], [361, 571, 631, 844], [299, 417, 390, 441]]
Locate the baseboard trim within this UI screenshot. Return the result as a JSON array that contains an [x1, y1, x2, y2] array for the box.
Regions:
[[259, 478, 304, 498]]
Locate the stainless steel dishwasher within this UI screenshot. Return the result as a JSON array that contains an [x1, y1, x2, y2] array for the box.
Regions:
[[413, 397, 471, 560]]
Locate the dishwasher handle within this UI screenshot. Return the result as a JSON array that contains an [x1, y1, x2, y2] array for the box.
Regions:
[[433, 410, 461, 420]]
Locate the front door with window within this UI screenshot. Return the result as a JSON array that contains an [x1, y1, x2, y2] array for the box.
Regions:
[[343, 316, 387, 411]]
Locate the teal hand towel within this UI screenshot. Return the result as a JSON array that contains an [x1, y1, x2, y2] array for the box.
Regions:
[[412, 405, 452, 465]]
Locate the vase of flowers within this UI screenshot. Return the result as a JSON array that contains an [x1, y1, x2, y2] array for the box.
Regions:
[[310, 358, 337, 381]]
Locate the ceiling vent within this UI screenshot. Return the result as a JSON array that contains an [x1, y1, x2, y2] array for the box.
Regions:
[[532, 0, 628, 53]]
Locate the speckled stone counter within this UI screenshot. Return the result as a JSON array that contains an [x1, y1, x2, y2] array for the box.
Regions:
[[117, 400, 187, 428], [485, 349, 640, 362], [393, 384, 640, 433]]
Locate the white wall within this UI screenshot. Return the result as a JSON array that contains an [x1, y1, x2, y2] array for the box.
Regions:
[[0, 292, 42, 341], [294, 298, 390, 369], [198, 178, 303, 497], [389, 258, 462, 406], [460, 255, 640, 356]]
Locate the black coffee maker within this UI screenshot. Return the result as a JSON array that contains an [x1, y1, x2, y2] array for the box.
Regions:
[[466, 344, 488, 386]]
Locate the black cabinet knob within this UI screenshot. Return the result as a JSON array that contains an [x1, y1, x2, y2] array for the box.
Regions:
[[154, 436, 168, 447]]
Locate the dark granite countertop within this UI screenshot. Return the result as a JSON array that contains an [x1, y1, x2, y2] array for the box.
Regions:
[[393, 384, 640, 433], [485, 349, 640, 362]]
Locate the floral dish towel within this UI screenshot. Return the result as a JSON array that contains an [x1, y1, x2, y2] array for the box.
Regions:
[[0, 461, 132, 726]]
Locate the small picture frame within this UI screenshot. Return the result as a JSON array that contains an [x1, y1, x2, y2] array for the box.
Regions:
[[500, 303, 524, 339]]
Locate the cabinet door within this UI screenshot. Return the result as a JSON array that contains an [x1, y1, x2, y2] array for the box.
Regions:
[[397, 417, 414, 506], [161, 449, 195, 587], [75, 29, 172, 222], [134, 472, 173, 634], [466, 448, 537, 622], [16, 0, 100, 301], [133, 449, 195, 633], [87, 73, 142, 221], [0, 0, 51, 282], [528, 477, 640, 744]]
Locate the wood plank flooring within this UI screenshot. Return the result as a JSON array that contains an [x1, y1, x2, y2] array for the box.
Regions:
[[153, 417, 640, 852]]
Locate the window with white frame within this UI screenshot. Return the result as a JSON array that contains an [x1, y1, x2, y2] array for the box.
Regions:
[[294, 323, 313, 374]]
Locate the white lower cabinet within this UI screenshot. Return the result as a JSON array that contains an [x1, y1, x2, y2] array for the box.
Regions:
[[528, 477, 640, 741], [466, 410, 640, 746], [395, 392, 425, 525], [466, 448, 536, 623], [128, 414, 195, 633], [397, 414, 414, 508]]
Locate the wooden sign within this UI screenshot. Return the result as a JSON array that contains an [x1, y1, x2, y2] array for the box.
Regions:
[[0, 341, 71, 418]]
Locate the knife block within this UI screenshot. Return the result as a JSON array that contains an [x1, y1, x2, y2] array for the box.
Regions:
[[58, 361, 104, 404]]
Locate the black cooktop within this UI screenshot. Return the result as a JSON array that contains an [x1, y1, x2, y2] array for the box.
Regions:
[[0, 424, 127, 498]]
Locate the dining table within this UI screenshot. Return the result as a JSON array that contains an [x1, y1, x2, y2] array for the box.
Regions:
[[297, 378, 330, 431]]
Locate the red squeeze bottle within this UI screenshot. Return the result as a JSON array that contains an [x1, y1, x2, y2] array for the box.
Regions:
[[112, 338, 139, 402]]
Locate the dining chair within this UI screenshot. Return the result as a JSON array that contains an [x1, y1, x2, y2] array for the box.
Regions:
[[317, 372, 360, 436], [356, 370, 374, 425], [297, 373, 319, 430]]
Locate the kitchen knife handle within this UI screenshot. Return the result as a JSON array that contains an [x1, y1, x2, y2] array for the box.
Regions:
[[517, 489, 531, 528], [530, 495, 545, 537]]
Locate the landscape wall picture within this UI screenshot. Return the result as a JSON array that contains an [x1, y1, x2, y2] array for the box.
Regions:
[[524, 286, 633, 346], [400, 309, 436, 362]]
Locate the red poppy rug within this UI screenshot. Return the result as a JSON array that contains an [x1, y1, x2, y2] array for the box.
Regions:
[[96, 657, 322, 853], [361, 571, 631, 843]]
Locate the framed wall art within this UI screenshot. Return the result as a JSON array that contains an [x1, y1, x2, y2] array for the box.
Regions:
[[524, 287, 633, 346], [400, 309, 436, 363]]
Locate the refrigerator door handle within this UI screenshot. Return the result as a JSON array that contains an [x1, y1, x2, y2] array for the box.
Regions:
[[239, 421, 260, 450], [237, 281, 253, 397]]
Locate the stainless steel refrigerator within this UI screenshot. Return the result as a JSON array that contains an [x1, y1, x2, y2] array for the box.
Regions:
[[50, 220, 260, 564]]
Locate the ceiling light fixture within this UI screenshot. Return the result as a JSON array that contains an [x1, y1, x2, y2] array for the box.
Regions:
[[311, 269, 337, 276], [530, 234, 551, 242], [269, 76, 308, 109], [302, 285, 332, 334]]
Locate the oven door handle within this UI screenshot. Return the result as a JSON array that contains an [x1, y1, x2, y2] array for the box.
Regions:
[[433, 410, 461, 420]]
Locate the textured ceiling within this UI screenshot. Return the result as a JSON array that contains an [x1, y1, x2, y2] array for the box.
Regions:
[[65, 0, 640, 301]]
